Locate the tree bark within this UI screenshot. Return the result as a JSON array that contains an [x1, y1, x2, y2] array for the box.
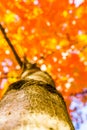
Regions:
[[0, 66, 75, 130]]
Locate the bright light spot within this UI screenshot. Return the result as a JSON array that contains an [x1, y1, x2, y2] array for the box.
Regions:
[[69, 0, 84, 6], [38, 59, 44, 64], [40, 64, 47, 71], [58, 60, 62, 64], [84, 61, 87, 66], [0, 79, 7, 89], [68, 77, 74, 82], [5, 59, 12, 66], [0, 71, 1, 76], [21, 26, 25, 30], [72, 20, 76, 25], [80, 57, 85, 62], [5, 28, 8, 33], [46, 21, 51, 26], [57, 68, 61, 72], [3, 66, 9, 73], [31, 28, 36, 33], [34, 0, 39, 5], [33, 56, 38, 61], [71, 45, 75, 49], [16, 65, 21, 70], [23, 0, 27, 2], [56, 45, 61, 50], [62, 52, 68, 57], [74, 0, 84, 7], [53, 57, 57, 62], [69, 10, 73, 14], [62, 23, 68, 31], [56, 86, 62, 91], [6, 9, 10, 13], [69, 0, 73, 4], [62, 52, 68, 60], [78, 30, 83, 35], [15, 14, 20, 21], [70, 50, 80, 54], [5, 50, 10, 55], [65, 82, 71, 89], [62, 23, 68, 28], [2, 62, 6, 66]]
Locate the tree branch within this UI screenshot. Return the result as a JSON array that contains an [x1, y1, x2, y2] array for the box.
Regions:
[[71, 89, 87, 96], [0, 24, 23, 67]]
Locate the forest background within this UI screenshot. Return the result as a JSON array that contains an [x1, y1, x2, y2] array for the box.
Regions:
[[0, 0, 87, 130]]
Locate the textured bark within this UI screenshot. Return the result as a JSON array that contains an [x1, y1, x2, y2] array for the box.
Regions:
[[0, 67, 75, 130]]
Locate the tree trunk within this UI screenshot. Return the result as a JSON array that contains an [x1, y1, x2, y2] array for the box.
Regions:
[[0, 66, 74, 130], [0, 24, 75, 130]]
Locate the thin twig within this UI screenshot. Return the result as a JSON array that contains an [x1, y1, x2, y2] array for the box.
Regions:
[[0, 24, 23, 67]]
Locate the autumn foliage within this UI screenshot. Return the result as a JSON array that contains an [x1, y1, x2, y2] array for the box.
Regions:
[[0, 0, 87, 128]]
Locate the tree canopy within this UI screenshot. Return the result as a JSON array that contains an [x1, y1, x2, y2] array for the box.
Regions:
[[0, 0, 87, 129]]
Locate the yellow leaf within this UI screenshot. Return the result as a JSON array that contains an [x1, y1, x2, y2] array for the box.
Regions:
[[61, 76, 68, 81], [33, 7, 42, 16], [59, 39, 69, 47], [75, 6, 83, 18], [46, 38, 57, 49], [27, 7, 43, 19], [62, 10, 68, 17], [77, 34, 87, 42], [4, 11, 16, 23], [47, 64, 52, 74], [7, 71, 18, 83]]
